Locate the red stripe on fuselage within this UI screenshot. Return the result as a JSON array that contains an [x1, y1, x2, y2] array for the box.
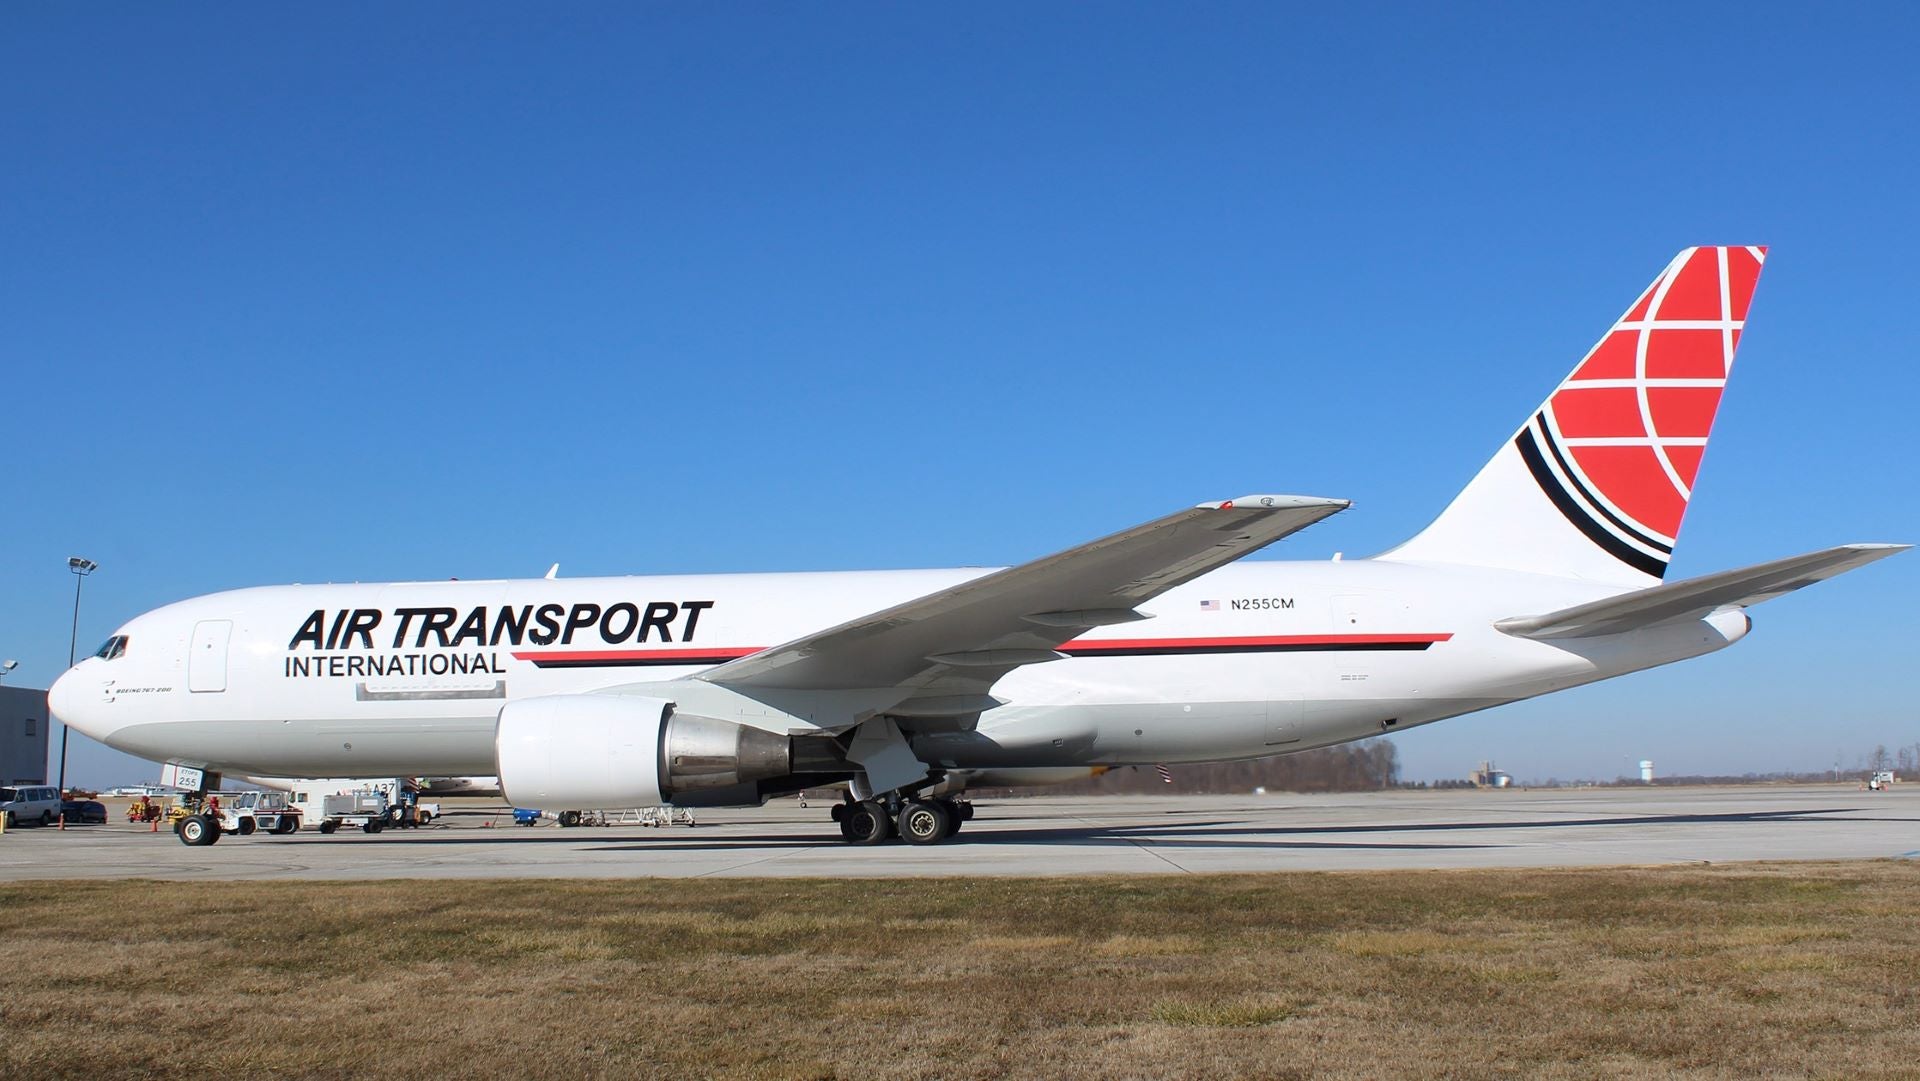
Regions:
[[510, 634, 1453, 668]]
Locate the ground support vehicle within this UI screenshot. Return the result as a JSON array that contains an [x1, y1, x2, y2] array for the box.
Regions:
[[313, 791, 393, 835], [217, 790, 302, 835], [381, 788, 441, 828], [172, 791, 257, 846], [126, 795, 167, 823]]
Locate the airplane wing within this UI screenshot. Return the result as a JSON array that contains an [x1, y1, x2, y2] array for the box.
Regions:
[[1494, 543, 1909, 640], [698, 495, 1349, 706]]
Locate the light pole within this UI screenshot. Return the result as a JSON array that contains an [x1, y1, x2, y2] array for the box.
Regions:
[[0, 659, 16, 684], [58, 557, 98, 826]]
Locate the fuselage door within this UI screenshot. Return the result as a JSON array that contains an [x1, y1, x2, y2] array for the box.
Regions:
[[188, 620, 233, 693]]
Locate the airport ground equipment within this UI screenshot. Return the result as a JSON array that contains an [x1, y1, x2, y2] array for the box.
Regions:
[[217, 790, 302, 835], [380, 787, 440, 828], [280, 777, 433, 830], [126, 795, 165, 823], [170, 790, 243, 846], [1867, 771, 1897, 791], [639, 806, 696, 827], [553, 806, 699, 827], [512, 807, 545, 826], [311, 790, 392, 834]]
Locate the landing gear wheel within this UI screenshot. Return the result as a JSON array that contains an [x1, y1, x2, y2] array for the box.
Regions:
[[559, 810, 582, 828], [897, 800, 951, 845], [845, 800, 891, 845], [178, 814, 220, 846], [937, 799, 964, 837], [237, 817, 257, 836]]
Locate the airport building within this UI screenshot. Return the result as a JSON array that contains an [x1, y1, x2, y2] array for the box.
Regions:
[[1, 686, 50, 785]]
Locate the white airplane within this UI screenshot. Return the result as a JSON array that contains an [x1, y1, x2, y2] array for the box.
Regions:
[[49, 247, 1905, 846]]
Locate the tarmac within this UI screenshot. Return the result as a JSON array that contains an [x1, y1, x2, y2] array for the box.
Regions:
[[3, 784, 1916, 881]]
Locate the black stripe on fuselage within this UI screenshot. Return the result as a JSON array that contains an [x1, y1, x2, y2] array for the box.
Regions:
[[1058, 641, 1442, 658], [517, 639, 1447, 669]]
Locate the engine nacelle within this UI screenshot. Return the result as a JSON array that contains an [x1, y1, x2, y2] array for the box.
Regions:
[[494, 694, 795, 809]]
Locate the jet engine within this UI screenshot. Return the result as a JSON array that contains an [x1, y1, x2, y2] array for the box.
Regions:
[[495, 694, 829, 809]]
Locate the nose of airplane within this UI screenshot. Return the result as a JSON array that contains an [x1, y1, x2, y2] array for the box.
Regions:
[[48, 663, 111, 742]]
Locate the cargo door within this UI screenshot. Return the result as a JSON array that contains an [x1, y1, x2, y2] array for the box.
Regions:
[[188, 620, 232, 693]]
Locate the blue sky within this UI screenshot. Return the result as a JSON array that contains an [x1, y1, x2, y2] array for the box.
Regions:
[[3, 4, 1914, 787]]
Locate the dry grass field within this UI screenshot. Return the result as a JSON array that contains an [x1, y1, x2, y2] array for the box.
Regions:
[[3, 862, 1917, 1079]]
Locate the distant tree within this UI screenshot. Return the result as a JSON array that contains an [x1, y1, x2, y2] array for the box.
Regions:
[[1012, 738, 1403, 796]]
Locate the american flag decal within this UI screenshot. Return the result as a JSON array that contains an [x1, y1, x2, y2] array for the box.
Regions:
[[1199, 599, 1219, 611]]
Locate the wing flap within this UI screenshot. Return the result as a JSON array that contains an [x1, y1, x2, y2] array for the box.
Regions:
[[700, 494, 1349, 693], [1495, 543, 1908, 640]]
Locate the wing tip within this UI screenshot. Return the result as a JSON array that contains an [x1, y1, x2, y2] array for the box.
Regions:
[[1199, 494, 1352, 512]]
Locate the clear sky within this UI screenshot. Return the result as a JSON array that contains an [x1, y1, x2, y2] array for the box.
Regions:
[[3, 4, 1915, 788]]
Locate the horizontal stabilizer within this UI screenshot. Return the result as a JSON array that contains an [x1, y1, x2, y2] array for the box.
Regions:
[[1495, 543, 1909, 640]]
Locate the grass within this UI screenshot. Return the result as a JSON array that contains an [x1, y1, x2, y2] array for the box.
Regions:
[[2, 862, 1918, 1079]]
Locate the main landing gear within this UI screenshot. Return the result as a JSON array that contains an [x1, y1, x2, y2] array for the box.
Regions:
[[830, 795, 975, 845]]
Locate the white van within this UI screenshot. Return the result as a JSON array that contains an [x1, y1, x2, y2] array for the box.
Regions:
[[1, 785, 63, 828]]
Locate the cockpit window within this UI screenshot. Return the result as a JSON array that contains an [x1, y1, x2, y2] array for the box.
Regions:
[[94, 635, 129, 661]]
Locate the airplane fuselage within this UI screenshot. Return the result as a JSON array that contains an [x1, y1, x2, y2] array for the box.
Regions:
[[51, 556, 1747, 783]]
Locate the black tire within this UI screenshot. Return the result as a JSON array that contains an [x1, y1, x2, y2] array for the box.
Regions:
[[845, 801, 890, 845], [417, 810, 433, 826], [937, 799, 964, 837], [897, 800, 950, 845], [364, 819, 383, 834], [559, 810, 582, 828], [275, 817, 298, 835], [237, 817, 257, 836], [3, 811, 14, 829], [178, 815, 219, 847], [42, 810, 56, 826], [319, 820, 338, 834]]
